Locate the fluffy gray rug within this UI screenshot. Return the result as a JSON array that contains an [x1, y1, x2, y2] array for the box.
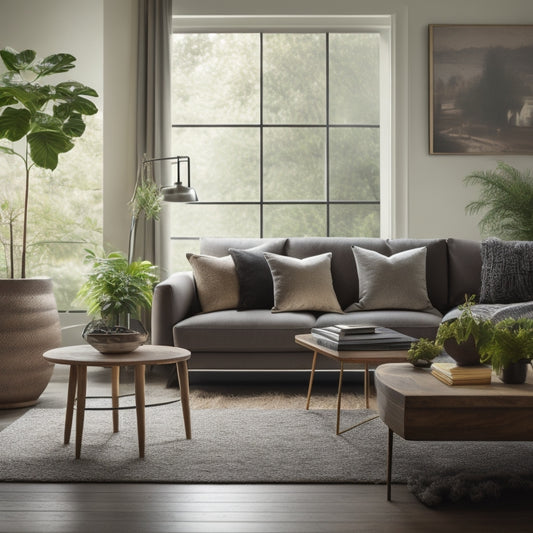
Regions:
[[1, 405, 533, 492], [408, 471, 533, 507]]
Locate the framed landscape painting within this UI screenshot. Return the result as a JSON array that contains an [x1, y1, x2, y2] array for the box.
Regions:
[[429, 24, 533, 154]]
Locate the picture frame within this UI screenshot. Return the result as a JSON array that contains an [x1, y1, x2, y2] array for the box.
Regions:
[[429, 24, 533, 155]]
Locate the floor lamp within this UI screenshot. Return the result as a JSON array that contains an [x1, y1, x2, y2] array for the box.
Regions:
[[128, 155, 199, 264]]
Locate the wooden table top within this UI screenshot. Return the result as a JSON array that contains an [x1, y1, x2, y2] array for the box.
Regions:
[[295, 334, 409, 364], [375, 363, 533, 441], [43, 344, 191, 367]]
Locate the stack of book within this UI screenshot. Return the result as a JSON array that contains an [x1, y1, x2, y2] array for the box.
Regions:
[[310, 325, 416, 351], [431, 362, 492, 386]]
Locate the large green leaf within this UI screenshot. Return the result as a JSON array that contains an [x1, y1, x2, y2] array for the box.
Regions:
[[0, 48, 36, 73], [62, 113, 85, 137], [56, 81, 99, 98], [30, 53, 75, 77], [0, 107, 31, 141], [27, 129, 74, 170]]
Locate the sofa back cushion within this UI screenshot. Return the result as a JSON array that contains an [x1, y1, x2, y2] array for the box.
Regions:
[[446, 238, 482, 308]]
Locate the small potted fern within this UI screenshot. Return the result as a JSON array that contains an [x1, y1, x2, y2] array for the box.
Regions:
[[436, 295, 494, 366], [479, 318, 533, 384], [76, 250, 159, 353]]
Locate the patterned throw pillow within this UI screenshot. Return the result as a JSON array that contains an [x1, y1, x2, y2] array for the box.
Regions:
[[480, 238, 533, 304]]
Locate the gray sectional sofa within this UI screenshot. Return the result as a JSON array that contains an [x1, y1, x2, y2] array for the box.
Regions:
[[151, 237, 483, 370]]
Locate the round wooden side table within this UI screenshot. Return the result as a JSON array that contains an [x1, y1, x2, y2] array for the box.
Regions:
[[42, 344, 191, 459]]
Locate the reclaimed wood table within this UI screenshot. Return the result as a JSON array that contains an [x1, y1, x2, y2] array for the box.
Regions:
[[43, 344, 191, 459], [375, 363, 533, 501], [295, 334, 409, 434]]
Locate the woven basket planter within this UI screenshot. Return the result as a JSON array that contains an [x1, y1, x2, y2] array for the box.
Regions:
[[0, 278, 61, 408]]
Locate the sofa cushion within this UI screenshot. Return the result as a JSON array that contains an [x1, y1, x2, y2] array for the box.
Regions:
[[316, 309, 442, 340], [229, 248, 275, 310], [173, 309, 317, 352], [345, 246, 434, 312], [447, 238, 481, 308], [480, 238, 533, 304], [186, 253, 239, 313], [264, 252, 343, 313]]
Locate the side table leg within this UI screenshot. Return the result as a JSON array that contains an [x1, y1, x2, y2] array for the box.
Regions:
[[305, 351, 318, 410], [111, 366, 120, 433], [336, 362, 344, 435], [75, 365, 87, 459], [134, 364, 146, 458], [364, 363, 370, 408], [64, 365, 77, 444], [387, 428, 394, 501], [177, 360, 192, 439]]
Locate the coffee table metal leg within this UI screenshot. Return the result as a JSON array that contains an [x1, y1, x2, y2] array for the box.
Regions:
[[75, 365, 87, 459], [111, 365, 119, 433], [305, 351, 318, 410], [177, 360, 192, 439], [64, 365, 77, 444], [134, 364, 146, 458], [336, 362, 344, 435], [387, 428, 393, 501]]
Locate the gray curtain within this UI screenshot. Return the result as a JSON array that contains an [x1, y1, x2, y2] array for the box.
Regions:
[[135, 0, 172, 268]]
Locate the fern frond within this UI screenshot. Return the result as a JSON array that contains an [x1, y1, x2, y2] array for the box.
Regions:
[[464, 162, 533, 240]]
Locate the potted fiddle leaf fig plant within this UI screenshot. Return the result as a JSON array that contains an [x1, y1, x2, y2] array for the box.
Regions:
[[0, 47, 98, 407], [76, 250, 159, 353]]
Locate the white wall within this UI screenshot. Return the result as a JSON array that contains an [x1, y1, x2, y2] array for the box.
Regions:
[[2, 0, 533, 249]]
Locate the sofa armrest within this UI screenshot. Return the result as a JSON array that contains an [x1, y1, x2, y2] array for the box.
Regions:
[[151, 271, 197, 346]]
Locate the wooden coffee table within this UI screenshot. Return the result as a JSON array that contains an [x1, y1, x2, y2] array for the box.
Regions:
[[295, 334, 409, 434], [43, 344, 191, 459], [375, 363, 533, 500]]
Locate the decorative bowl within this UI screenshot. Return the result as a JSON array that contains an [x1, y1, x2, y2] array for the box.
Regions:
[[82, 321, 148, 354]]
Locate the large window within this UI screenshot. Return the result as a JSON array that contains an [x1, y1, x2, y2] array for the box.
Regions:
[[168, 19, 390, 271]]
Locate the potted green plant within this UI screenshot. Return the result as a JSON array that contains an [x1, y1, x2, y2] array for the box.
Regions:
[[436, 295, 494, 366], [479, 317, 533, 384], [407, 338, 442, 368], [76, 250, 159, 353], [0, 48, 98, 407]]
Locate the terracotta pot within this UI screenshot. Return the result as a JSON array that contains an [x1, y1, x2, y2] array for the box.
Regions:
[[443, 335, 481, 366], [499, 360, 531, 384], [0, 278, 61, 408]]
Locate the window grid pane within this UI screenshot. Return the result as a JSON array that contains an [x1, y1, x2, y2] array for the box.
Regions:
[[170, 31, 380, 248]]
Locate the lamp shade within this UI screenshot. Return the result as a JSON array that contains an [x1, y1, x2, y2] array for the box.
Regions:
[[161, 183, 198, 202]]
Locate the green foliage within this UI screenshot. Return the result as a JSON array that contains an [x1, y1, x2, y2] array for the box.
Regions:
[[130, 178, 162, 221], [0, 47, 98, 278], [407, 338, 442, 365], [464, 162, 533, 240], [479, 317, 533, 373], [436, 295, 494, 351], [76, 250, 158, 327]]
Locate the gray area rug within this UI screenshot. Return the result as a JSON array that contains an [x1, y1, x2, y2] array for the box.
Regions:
[[1, 406, 533, 487]]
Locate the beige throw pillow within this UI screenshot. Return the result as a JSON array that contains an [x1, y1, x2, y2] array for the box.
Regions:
[[186, 254, 239, 313], [263, 252, 343, 313], [345, 246, 433, 312]]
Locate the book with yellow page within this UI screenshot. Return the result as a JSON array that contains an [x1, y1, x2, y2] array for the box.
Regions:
[[431, 362, 492, 386]]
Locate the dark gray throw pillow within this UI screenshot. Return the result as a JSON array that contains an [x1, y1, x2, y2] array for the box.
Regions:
[[229, 248, 276, 310], [480, 238, 533, 304]]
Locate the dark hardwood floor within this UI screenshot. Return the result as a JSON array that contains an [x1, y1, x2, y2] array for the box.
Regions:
[[1, 365, 532, 533]]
